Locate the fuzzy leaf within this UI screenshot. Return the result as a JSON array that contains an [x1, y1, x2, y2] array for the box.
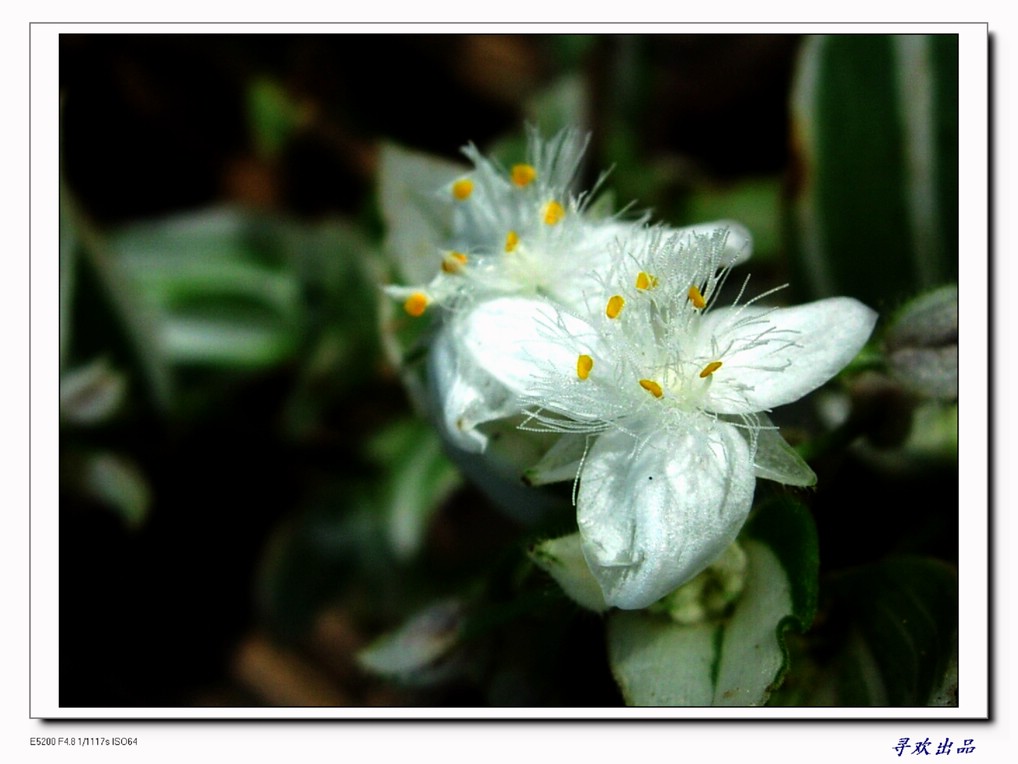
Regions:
[[885, 285, 958, 400]]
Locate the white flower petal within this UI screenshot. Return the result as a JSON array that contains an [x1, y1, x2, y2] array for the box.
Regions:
[[577, 421, 756, 610], [427, 326, 517, 452], [378, 143, 462, 285], [458, 296, 603, 396], [553, 220, 641, 309], [700, 297, 878, 414]]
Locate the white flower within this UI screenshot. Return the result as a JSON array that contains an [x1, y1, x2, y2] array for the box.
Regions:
[[385, 127, 606, 316], [385, 128, 750, 452], [448, 227, 877, 609], [387, 127, 751, 315]]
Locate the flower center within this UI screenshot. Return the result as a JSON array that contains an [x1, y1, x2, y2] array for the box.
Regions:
[[652, 358, 722, 412]]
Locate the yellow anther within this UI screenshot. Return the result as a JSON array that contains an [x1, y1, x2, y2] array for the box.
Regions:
[[688, 285, 707, 309], [639, 379, 664, 398], [403, 292, 429, 317], [511, 163, 537, 187], [441, 251, 468, 274], [543, 200, 566, 225], [452, 178, 473, 200], [576, 354, 594, 380], [699, 361, 723, 378], [606, 295, 625, 319], [505, 230, 519, 253], [636, 271, 659, 290]]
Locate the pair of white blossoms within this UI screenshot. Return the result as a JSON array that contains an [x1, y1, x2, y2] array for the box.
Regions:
[[387, 128, 876, 610]]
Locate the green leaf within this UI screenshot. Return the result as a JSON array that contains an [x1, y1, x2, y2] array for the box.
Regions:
[[546, 35, 598, 69], [607, 497, 818, 706], [365, 419, 462, 561], [279, 220, 386, 437], [788, 35, 958, 309], [530, 533, 607, 613], [885, 285, 958, 350], [63, 182, 174, 409], [825, 557, 958, 706], [608, 611, 719, 705], [742, 496, 820, 624], [356, 598, 466, 685], [884, 285, 958, 400], [107, 208, 303, 368], [254, 489, 382, 640], [524, 75, 590, 138], [246, 77, 308, 160], [60, 358, 127, 425], [904, 400, 958, 462], [79, 451, 152, 528], [441, 418, 572, 526]]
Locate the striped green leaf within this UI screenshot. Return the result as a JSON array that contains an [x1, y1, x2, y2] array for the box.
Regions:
[[788, 34, 958, 311], [607, 497, 818, 706]]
